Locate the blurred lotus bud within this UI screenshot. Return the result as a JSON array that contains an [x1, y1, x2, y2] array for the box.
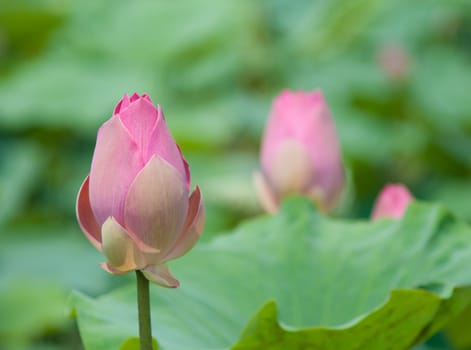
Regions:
[[255, 89, 345, 213], [371, 184, 413, 220], [76, 93, 205, 288], [378, 44, 410, 81]]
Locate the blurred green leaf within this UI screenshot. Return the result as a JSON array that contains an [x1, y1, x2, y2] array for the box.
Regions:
[[0, 0, 266, 132], [0, 279, 68, 346], [186, 151, 258, 208], [0, 228, 115, 348], [411, 49, 471, 130], [280, 0, 389, 59], [184, 151, 260, 236], [1, 0, 471, 348], [429, 180, 471, 221], [0, 0, 69, 72], [0, 141, 42, 226], [0, 227, 113, 293], [72, 199, 471, 349], [364, 0, 463, 48], [0, 58, 157, 133], [445, 302, 471, 349]]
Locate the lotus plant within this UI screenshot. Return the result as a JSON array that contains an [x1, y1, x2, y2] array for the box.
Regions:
[[76, 93, 204, 349], [255, 89, 345, 213], [371, 183, 413, 220]]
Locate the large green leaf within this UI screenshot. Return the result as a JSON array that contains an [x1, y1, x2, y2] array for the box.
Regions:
[[411, 49, 471, 131], [72, 199, 471, 349]]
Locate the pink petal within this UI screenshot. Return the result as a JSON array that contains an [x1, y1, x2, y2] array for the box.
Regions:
[[76, 176, 102, 250], [101, 217, 148, 273], [268, 140, 315, 196], [124, 156, 189, 258], [113, 94, 131, 115], [177, 145, 191, 189], [118, 96, 159, 161], [141, 93, 153, 103], [371, 184, 414, 220], [130, 92, 140, 103], [298, 92, 344, 210], [253, 171, 279, 214], [261, 90, 322, 170], [163, 187, 205, 262], [89, 116, 143, 225], [142, 264, 180, 288], [145, 106, 186, 178], [260, 89, 344, 212]]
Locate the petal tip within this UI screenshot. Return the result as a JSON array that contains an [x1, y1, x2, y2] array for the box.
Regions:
[[371, 183, 414, 220], [100, 262, 128, 275], [142, 265, 180, 288]]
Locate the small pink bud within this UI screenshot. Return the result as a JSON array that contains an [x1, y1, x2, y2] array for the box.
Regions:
[[255, 89, 344, 213], [371, 184, 413, 220], [76, 93, 205, 287], [378, 45, 410, 81]]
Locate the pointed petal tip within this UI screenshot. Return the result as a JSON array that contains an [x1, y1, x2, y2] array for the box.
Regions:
[[371, 183, 414, 220], [190, 186, 205, 234], [130, 92, 140, 102], [141, 93, 153, 103], [142, 265, 180, 288], [176, 145, 191, 188], [309, 88, 324, 98], [155, 104, 168, 122], [114, 94, 131, 114], [100, 262, 129, 275]]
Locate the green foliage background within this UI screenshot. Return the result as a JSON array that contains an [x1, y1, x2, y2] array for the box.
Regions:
[[0, 0, 470, 349], [72, 199, 471, 350]]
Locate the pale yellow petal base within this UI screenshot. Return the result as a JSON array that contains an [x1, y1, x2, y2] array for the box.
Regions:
[[101, 217, 150, 273], [253, 171, 279, 214]]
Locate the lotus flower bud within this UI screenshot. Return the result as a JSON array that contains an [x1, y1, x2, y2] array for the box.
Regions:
[[378, 45, 410, 81], [76, 93, 205, 288], [255, 89, 344, 213], [371, 184, 413, 220]]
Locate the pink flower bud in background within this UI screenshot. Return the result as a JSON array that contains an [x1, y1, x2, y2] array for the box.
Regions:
[[371, 184, 413, 220], [255, 89, 345, 213], [76, 93, 205, 288], [378, 44, 410, 81]]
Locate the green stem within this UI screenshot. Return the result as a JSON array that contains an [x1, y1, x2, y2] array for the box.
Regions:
[[136, 270, 153, 350]]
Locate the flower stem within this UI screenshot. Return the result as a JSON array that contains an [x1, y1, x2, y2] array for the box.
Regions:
[[136, 270, 153, 350]]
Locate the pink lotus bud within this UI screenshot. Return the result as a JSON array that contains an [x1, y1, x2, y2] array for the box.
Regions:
[[255, 89, 344, 213], [371, 184, 413, 220], [378, 45, 410, 81], [76, 93, 205, 288]]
